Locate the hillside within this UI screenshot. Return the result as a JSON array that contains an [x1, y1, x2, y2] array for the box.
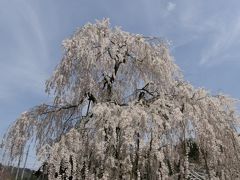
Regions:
[[0, 163, 46, 180]]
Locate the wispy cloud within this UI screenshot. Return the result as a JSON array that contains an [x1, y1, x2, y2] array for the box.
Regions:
[[167, 2, 176, 12], [0, 0, 50, 101], [160, 0, 240, 66], [200, 17, 240, 65]]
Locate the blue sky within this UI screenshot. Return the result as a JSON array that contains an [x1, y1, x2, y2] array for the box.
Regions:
[[1, 0, 240, 161]]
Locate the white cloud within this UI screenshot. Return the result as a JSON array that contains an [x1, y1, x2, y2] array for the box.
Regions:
[[167, 2, 176, 12], [200, 17, 240, 65], [0, 0, 50, 101], [163, 0, 240, 66]]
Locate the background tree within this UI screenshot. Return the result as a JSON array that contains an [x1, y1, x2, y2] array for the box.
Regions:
[[1, 19, 240, 179]]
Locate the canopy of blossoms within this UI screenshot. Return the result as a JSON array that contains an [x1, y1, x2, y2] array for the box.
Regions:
[[1, 19, 240, 180]]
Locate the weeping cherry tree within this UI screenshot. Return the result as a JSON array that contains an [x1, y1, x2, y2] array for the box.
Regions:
[[1, 19, 240, 180]]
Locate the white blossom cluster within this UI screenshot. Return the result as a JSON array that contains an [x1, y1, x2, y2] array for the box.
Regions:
[[1, 19, 240, 179], [46, 89, 240, 179]]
